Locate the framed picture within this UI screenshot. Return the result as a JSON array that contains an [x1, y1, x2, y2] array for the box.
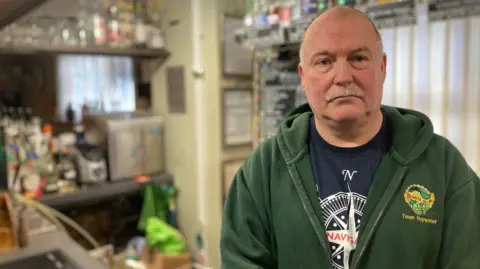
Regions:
[[222, 158, 246, 203], [222, 16, 253, 78], [222, 88, 254, 148]]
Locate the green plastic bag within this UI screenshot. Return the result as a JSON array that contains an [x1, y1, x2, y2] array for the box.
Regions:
[[145, 217, 186, 255], [137, 182, 168, 231]]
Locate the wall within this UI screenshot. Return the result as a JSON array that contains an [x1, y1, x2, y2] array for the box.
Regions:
[[151, 0, 252, 268], [219, 1, 253, 161], [150, 0, 199, 259]]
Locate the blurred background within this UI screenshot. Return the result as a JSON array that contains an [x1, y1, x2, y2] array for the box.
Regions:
[[0, 0, 478, 268]]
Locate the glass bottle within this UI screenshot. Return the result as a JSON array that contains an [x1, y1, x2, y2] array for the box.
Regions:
[[291, 0, 302, 21], [91, 0, 107, 46], [147, 0, 165, 49], [244, 0, 254, 27], [107, 0, 122, 47], [118, 0, 135, 47], [254, 0, 268, 27], [77, 0, 90, 47], [135, 0, 148, 48], [316, 0, 329, 12], [301, 0, 317, 15], [278, 0, 293, 26]]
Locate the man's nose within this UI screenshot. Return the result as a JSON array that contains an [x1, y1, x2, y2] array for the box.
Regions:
[[333, 61, 353, 86]]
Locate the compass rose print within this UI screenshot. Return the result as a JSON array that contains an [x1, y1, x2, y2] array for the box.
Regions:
[[320, 192, 367, 269]]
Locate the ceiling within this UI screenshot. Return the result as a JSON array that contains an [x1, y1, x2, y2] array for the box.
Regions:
[[22, 0, 82, 19]]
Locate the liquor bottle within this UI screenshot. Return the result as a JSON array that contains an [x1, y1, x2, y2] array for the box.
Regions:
[[278, 0, 293, 26], [107, 0, 122, 47], [146, 0, 165, 49], [90, 0, 107, 46], [301, 0, 318, 15], [118, 0, 135, 47], [244, 0, 254, 26], [291, 0, 302, 21], [254, 0, 268, 27], [316, 0, 329, 12], [135, 0, 148, 47]]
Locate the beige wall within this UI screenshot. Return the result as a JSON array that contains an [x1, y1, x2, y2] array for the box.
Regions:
[[151, 0, 251, 268], [150, 0, 199, 259]]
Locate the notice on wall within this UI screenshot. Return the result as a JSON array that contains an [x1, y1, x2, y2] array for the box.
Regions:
[[223, 16, 253, 77], [262, 85, 299, 139], [167, 66, 186, 113], [222, 88, 253, 147]]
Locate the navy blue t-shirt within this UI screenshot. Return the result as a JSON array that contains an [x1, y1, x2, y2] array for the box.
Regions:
[[308, 115, 391, 269]]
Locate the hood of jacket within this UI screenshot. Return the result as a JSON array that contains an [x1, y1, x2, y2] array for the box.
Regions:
[[276, 103, 434, 165]]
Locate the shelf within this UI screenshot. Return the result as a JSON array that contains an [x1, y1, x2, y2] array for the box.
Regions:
[[234, 1, 418, 50], [234, 0, 480, 50], [0, 0, 49, 30], [37, 173, 174, 211], [0, 45, 171, 60]]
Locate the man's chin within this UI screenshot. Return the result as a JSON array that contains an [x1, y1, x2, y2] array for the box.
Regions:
[[324, 107, 368, 122]]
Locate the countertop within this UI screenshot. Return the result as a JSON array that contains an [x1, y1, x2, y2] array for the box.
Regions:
[[0, 201, 107, 268], [0, 230, 107, 268], [38, 172, 174, 210]]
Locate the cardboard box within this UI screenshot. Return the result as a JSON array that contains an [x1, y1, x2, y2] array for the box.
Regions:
[[0, 193, 22, 253], [141, 246, 192, 269]]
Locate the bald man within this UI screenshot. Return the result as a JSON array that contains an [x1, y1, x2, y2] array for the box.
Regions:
[[220, 6, 480, 269]]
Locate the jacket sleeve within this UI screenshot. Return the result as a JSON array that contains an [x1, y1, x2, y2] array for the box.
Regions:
[[220, 164, 276, 269], [437, 170, 480, 268]]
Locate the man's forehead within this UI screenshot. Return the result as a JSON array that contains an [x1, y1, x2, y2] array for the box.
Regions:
[[304, 20, 373, 49], [299, 6, 383, 63], [304, 13, 380, 48], [306, 14, 370, 39]]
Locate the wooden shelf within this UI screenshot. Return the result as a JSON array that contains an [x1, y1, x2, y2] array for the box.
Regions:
[[37, 173, 174, 210], [0, 0, 170, 60], [0, 45, 170, 59]]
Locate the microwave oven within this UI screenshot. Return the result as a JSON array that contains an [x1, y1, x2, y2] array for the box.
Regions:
[[83, 113, 165, 181]]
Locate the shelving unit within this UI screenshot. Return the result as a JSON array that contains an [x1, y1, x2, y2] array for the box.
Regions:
[[0, 0, 171, 61], [234, 0, 480, 50], [238, 0, 480, 145]]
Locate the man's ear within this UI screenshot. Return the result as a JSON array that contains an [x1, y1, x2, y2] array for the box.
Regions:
[[298, 63, 304, 87], [381, 52, 387, 81]]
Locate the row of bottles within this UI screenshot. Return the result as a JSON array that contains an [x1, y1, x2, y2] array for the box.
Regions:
[[243, 0, 401, 27], [0, 0, 164, 50], [1, 106, 81, 196], [77, 0, 165, 49]]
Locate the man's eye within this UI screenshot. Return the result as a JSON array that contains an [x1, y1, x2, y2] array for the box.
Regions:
[[351, 55, 366, 62], [316, 59, 331, 66]]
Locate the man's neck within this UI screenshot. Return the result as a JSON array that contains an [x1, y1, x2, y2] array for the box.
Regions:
[[314, 111, 384, 148]]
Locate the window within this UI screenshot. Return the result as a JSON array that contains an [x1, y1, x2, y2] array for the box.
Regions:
[[56, 55, 136, 122]]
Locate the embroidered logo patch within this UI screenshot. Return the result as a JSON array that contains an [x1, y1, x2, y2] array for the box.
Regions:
[[404, 184, 435, 216]]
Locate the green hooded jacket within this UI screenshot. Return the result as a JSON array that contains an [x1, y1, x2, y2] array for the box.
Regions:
[[220, 104, 480, 269]]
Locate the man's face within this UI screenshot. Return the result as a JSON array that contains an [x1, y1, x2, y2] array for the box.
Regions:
[[298, 14, 386, 122]]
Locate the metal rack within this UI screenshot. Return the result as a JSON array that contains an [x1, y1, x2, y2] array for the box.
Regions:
[[242, 0, 480, 146], [236, 0, 480, 50]]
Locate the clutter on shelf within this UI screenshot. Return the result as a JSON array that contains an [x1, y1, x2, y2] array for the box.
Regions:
[[1, 106, 92, 197], [235, 0, 480, 50], [0, 0, 167, 56]]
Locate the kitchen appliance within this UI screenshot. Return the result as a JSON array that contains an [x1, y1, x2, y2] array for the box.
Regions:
[[82, 112, 164, 181], [69, 143, 108, 185]]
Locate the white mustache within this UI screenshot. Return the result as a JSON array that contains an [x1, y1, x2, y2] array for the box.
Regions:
[[325, 87, 363, 102]]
